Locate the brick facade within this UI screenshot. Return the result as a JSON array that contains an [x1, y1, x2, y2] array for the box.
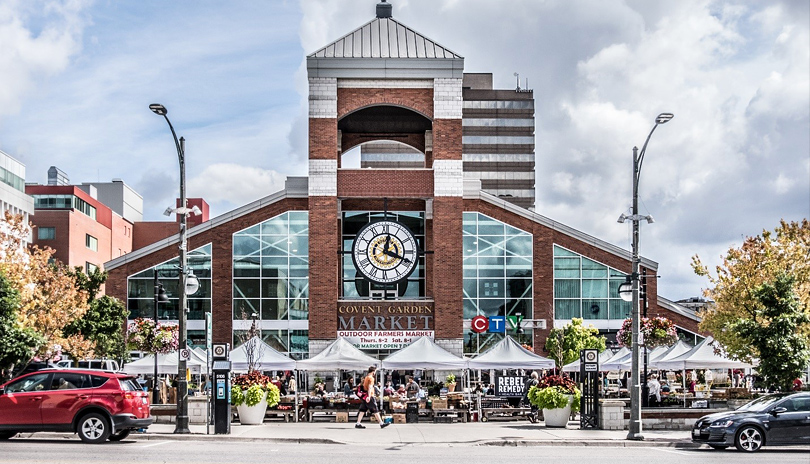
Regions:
[[106, 198, 308, 344], [337, 88, 433, 120], [336, 169, 433, 198]]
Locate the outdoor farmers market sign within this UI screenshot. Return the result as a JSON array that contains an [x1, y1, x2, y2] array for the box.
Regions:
[[337, 302, 434, 349]]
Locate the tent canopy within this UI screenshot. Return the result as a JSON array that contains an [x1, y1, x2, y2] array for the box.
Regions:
[[382, 336, 467, 370], [230, 336, 296, 372], [296, 337, 380, 371], [656, 336, 755, 370], [562, 349, 614, 372], [467, 336, 555, 370], [648, 340, 692, 369], [597, 347, 629, 372], [122, 352, 204, 375]]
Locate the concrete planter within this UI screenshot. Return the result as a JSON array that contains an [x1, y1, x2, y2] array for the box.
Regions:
[[236, 394, 267, 425], [542, 395, 573, 428]]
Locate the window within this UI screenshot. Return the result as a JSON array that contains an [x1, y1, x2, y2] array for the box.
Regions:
[[86, 234, 98, 251], [553, 245, 629, 320], [5, 373, 50, 392], [38, 227, 55, 240], [86, 262, 99, 274]]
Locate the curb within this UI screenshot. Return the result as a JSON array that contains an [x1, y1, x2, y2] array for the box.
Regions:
[[25, 431, 697, 448]]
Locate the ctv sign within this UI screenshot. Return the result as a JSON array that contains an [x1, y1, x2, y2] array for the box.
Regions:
[[471, 315, 523, 333]]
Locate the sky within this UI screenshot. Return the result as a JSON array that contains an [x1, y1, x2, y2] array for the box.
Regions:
[[1, 0, 808, 302]]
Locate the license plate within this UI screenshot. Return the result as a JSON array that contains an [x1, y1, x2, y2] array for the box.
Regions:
[[142, 397, 147, 404], [692, 429, 700, 437]]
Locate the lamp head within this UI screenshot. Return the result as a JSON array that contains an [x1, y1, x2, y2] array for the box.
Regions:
[[149, 103, 168, 116], [645, 215, 655, 224], [617, 279, 633, 302], [655, 113, 674, 124], [163, 207, 174, 217], [617, 213, 628, 224], [190, 205, 202, 216]]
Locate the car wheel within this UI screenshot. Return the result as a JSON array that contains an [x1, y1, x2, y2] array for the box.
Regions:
[[0, 431, 17, 440], [108, 429, 131, 442], [77, 413, 111, 444], [709, 445, 728, 450], [735, 425, 764, 452]]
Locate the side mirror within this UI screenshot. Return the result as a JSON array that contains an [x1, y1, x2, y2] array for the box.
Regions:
[[771, 406, 787, 416]]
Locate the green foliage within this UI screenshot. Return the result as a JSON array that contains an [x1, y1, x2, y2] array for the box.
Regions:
[[693, 220, 810, 361], [231, 382, 280, 407], [0, 273, 43, 380], [528, 386, 581, 413], [544, 318, 607, 369], [64, 267, 129, 361], [446, 374, 456, 383], [732, 273, 810, 391]]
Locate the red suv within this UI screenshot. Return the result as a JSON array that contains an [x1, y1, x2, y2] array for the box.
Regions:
[[0, 369, 153, 443]]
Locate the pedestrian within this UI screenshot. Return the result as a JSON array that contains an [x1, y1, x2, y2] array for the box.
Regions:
[[522, 371, 539, 423], [647, 374, 661, 406], [355, 365, 390, 429]]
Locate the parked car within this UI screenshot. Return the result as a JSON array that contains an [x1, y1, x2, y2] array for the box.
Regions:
[[76, 359, 121, 371], [0, 368, 153, 443], [692, 392, 810, 452]]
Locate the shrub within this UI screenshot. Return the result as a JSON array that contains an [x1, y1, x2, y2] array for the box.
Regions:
[[230, 371, 280, 407], [528, 374, 581, 413]]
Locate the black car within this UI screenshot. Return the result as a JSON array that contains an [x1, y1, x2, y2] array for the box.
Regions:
[[692, 392, 810, 452]]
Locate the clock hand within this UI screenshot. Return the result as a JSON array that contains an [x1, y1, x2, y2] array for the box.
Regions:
[[383, 249, 411, 263]]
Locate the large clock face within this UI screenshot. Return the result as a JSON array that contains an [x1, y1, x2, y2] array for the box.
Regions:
[[352, 220, 418, 284]]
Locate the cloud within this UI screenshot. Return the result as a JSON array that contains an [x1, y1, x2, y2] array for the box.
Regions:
[[187, 163, 286, 210], [0, 0, 89, 117]]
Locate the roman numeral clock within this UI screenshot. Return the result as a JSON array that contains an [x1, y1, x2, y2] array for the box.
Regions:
[[351, 220, 419, 285]]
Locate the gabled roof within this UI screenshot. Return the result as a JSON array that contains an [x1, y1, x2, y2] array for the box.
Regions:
[[309, 17, 462, 59]]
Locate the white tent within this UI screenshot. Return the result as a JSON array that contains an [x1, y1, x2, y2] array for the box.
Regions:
[[597, 347, 630, 372], [230, 336, 296, 372], [467, 336, 555, 370], [382, 336, 467, 370], [604, 345, 669, 371], [122, 352, 205, 375], [562, 349, 615, 372], [656, 336, 755, 370], [295, 337, 380, 371], [648, 340, 692, 369]]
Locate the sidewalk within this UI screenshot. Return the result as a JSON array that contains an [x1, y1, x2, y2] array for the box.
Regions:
[[111, 421, 698, 448]]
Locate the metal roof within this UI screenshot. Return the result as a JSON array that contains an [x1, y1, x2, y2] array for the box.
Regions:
[[309, 17, 462, 59]]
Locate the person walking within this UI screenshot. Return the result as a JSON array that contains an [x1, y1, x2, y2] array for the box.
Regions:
[[647, 374, 661, 406], [355, 365, 390, 429], [522, 371, 539, 423]]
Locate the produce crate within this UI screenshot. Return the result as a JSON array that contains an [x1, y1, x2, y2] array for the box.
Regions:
[[393, 413, 407, 424], [335, 412, 348, 423], [432, 399, 448, 409]]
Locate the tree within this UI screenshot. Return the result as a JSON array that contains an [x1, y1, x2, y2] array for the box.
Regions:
[[732, 273, 810, 391], [63, 268, 129, 361], [692, 219, 810, 362], [544, 318, 606, 369], [0, 212, 94, 360], [0, 272, 43, 380]]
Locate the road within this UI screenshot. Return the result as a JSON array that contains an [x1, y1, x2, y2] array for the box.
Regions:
[[0, 438, 808, 464]]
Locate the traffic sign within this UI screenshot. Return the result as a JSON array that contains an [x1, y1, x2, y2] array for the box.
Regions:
[[179, 348, 191, 361]]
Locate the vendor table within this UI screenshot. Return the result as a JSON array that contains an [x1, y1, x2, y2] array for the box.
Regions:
[[480, 407, 532, 422]]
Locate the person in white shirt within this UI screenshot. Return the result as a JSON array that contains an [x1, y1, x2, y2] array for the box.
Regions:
[[647, 374, 661, 406]]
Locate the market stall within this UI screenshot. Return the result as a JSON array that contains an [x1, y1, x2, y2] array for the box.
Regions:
[[382, 337, 469, 422], [467, 336, 555, 421], [296, 337, 381, 422]]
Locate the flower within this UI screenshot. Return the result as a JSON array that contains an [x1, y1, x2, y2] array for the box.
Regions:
[[126, 318, 178, 354], [616, 316, 678, 349], [231, 371, 280, 408], [528, 374, 581, 413]]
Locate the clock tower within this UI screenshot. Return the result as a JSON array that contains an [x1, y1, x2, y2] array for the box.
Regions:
[[306, 0, 465, 356]]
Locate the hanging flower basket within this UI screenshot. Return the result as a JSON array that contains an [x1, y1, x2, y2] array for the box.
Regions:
[[126, 318, 179, 354], [616, 316, 678, 349]]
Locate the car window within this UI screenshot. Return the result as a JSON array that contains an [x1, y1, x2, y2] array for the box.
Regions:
[[784, 397, 810, 412], [738, 395, 786, 412], [91, 375, 109, 388], [50, 373, 93, 390], [119, 378, 142, 392], [5, 373, 51, 393]]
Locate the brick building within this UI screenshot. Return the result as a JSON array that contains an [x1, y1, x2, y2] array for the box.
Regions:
[[104, 2, 700, 359]]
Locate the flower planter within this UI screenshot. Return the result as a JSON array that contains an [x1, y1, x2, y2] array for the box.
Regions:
[[542, 395, 573, 428], [446, 382, 456, 392], [237, 394, 267, 425]]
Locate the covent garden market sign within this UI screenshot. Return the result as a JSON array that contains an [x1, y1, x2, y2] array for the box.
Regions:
[[336, 302, 434, 349]]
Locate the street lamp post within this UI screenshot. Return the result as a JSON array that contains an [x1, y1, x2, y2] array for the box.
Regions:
[[149, 103, 191, 434], [618, 112, 673, 441], [152, 270, 169, 405]]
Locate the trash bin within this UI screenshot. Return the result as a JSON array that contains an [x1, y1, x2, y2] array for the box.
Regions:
[[406, 401, 419, 423]]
